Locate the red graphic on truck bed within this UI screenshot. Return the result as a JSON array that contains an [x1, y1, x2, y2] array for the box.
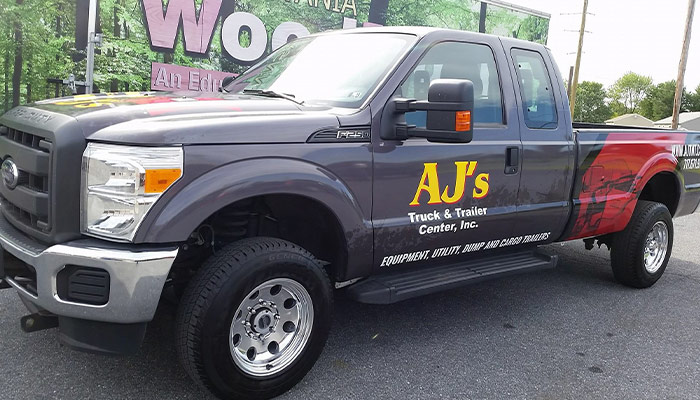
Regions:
[[565, 132, 686, 240]]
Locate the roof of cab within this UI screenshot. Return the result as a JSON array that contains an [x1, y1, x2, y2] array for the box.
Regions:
[[312, 26, 548, 50], [331, 26, 441, 36]]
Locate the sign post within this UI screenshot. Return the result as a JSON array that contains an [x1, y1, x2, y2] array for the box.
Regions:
[[85, 0, 98, 94]]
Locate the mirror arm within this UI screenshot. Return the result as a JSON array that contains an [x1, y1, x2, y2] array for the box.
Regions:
[[395, 123, 413, 140], [396, 123, 472, 143], [394, 98, 417, 112], [394, 98, 474, 112]]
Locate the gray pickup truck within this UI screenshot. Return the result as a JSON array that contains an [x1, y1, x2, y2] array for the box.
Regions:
[[1, 27, 699, 399]]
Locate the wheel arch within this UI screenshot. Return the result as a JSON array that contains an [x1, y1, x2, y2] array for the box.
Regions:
[[638, 171, 681, 216], [135, 157, 373, 280], [635, 152, 683, 216]]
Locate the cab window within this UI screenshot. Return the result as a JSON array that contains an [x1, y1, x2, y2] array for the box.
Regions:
[[511, 49, 558, 129], [398, 42, 504, 127]]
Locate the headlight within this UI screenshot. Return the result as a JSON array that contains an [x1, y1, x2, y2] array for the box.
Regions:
[[81, 143, 183, 241]]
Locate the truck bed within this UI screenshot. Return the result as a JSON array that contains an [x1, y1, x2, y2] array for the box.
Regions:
[[563, 126, 700, 240]]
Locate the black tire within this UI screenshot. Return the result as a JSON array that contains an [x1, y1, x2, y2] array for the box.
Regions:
[[611, 200, 674, 288], [176, 237, 333, 399]]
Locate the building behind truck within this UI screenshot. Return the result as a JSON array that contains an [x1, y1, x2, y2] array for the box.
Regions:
[[654, 112, 700, 130]]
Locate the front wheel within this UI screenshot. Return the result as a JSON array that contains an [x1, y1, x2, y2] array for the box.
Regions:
[[176, 237, 333, 399], [611, 200, 673, 288]]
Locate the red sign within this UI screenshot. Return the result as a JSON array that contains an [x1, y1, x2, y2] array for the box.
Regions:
[[151, 62, 237, 93]]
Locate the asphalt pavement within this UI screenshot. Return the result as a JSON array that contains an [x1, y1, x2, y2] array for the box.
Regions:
[[1, 214, 700, 399]]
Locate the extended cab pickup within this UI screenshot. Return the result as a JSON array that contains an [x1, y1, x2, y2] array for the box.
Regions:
[[1, 27, 699, 399]]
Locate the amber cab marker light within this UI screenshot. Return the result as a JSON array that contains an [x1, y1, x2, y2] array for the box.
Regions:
[[455, 111, 471, 132], [145, 169, 182, 193]]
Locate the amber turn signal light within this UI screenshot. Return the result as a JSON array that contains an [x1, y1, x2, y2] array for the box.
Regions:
[[455, 111, 471, 132], [145, 169, 182, 193]]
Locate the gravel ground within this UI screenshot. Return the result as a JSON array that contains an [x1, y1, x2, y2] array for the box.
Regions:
[[1, 213, 699, 400]]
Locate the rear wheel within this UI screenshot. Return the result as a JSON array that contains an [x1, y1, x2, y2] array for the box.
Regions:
[[611, 200, 673, 288], [176, 237, 333, 399]]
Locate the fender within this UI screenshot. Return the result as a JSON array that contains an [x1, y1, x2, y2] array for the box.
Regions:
[[635, 151, 682, 204], [134, 157, 374, 277], [612, 151, 682, 231]]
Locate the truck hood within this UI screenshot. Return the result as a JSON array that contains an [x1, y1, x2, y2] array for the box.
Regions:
[[23, 92, 343, 145]]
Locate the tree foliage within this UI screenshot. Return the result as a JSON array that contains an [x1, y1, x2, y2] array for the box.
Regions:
[[573, 80, 611, 123], [1, 0, 77, 110], [638, 80, 694, 121], [608, 72, 653, 115], [687, 84, 700, 112], [608, 100, 627, 117]]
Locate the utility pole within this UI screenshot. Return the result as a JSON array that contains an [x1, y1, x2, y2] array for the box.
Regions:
[[672, 0, 696, 130], [569, 0, 589, 118]]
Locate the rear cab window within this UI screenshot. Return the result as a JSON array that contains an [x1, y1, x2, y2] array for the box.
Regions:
[[511, 49, 558, 129]]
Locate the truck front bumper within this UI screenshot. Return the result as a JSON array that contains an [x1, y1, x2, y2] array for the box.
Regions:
[[0, 216, 178, 325]]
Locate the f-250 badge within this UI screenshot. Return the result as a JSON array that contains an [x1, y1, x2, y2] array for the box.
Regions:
[[410, 161, 490, 206]]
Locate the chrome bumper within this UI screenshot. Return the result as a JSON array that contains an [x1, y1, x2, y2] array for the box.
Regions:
[[0, 217, 178, 324]]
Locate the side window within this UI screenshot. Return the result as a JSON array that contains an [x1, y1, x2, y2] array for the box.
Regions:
[[511, 49, 558, 129], [398, 42, 504, 126]]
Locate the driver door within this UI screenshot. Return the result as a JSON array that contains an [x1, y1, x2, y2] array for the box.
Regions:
[[372, 38, 522, 271]]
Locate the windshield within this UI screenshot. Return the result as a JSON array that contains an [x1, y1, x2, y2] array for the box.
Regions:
[[226, 33, 417, 108]]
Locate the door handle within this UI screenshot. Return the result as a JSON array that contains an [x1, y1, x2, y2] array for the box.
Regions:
[[505, 147, 519, 175]]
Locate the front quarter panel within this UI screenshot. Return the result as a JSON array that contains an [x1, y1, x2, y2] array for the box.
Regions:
[[135, 144, 374, 278]]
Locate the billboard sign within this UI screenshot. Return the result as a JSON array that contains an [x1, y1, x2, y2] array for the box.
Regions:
[[0, 0, 551, 109], [143, 0, 551, 92]]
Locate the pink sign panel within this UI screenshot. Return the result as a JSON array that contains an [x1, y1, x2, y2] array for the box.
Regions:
[[143, 0, 222, 54], [151, 62, 237, 93]]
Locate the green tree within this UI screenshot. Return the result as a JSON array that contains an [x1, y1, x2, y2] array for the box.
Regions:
[[688, 84, 700, 112], [0, 0, 76, 111], [609, 72, 653, 114], [572, 81, 612, 123], [608, 101, 627, 117], [639, 80, 693, 121], [96, 0, 163, 91]]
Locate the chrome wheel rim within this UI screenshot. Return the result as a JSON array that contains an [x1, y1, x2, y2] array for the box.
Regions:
[[229, 278, 314, 377], [644, 221, 668, 274]]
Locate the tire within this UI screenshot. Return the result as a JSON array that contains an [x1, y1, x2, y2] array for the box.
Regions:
[[611, 200, 673, 288], [176, 237, 333, 399]]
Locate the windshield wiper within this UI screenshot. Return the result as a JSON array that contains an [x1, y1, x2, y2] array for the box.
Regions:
[[242, 89, 304, 105]]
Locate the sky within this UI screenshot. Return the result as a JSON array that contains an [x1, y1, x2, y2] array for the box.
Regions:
[[514, 0, 700, 91]]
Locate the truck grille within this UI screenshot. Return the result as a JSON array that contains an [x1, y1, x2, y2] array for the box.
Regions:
[[5, 127, 45, 150], [0, 125, 52, 233]]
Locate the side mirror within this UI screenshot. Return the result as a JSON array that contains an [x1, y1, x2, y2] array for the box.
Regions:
[[389, 79, 474, 143], [220, 76, 236, 92]]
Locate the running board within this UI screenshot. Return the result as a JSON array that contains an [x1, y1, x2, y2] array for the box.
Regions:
[[346, 250, 558, 304]]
